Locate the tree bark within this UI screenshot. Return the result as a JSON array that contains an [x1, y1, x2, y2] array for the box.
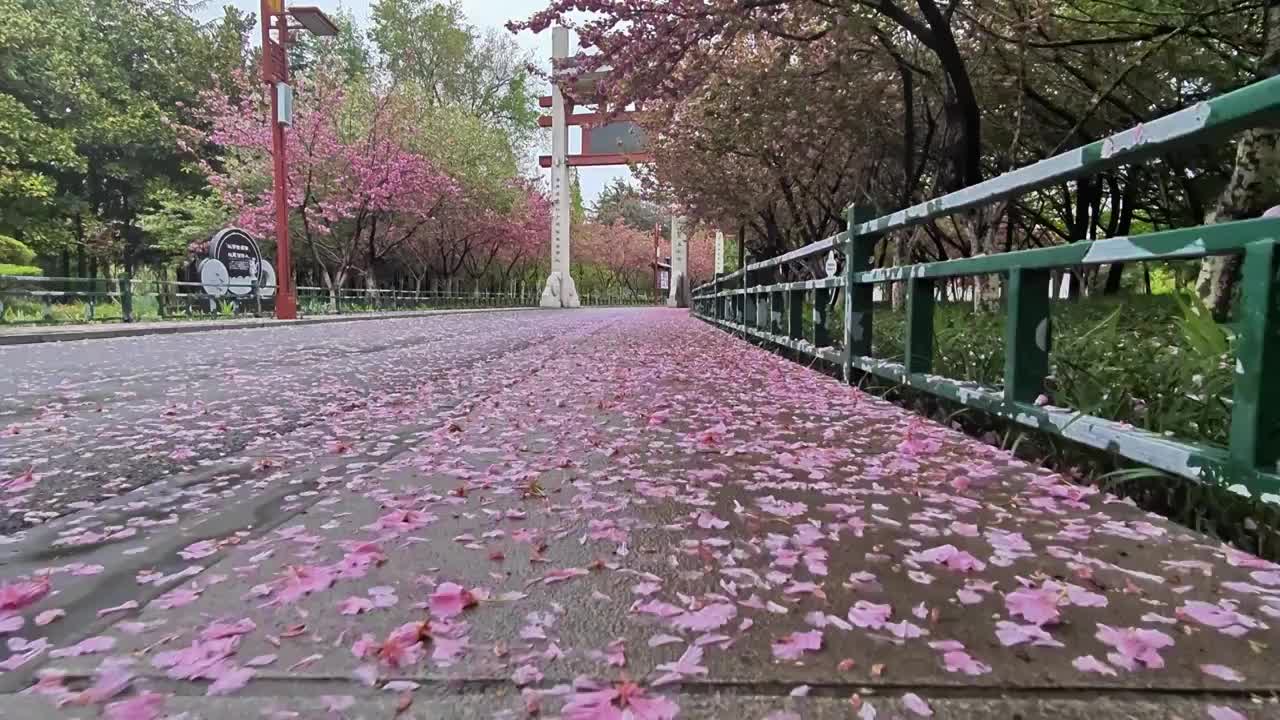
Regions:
[[1103, 173, 1138, 295], [1196, 0, 1280, 319]]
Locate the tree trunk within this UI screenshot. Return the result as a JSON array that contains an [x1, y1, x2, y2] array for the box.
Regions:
[[1197, 0, 1280, 319], [959, 207, 1004, 312], [1103, 263, 1126, 295], [1102, 171, 1138, 295], [891, 237, 908, 310], [1196, 128, 1280, 317], [320, 268, 344, 313]]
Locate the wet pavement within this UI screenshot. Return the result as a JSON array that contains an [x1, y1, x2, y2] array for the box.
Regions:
[[0, 308, 1277, 719]]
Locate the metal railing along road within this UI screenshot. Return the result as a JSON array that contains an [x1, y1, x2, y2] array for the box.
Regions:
[[691, 75, 1280, 497], [1, 275, 656, 325]]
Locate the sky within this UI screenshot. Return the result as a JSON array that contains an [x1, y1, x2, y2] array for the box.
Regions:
[[201, 0, 631, 205]]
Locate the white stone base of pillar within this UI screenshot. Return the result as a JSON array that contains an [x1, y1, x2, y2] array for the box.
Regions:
[[539, 271, 581, 308]]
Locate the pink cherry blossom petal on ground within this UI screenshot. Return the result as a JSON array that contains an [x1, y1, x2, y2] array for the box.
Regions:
[[339, 596, 375, 615], [696, 512, 729, 529], [207, 667, 254, 696], [1200, 664, 1245, 682], [97, 600, 139, 617], [321, 695, 356, 712], [35, 609, 64, 626], [561, 681, 679, 720], [539, 567, 589, 585], [0, 615, 23, 634], [1207, 706, 1247, 720], [772, 630, 823, 661], [1094, 624, 1174, 671], [201, 619, 256, 640], [648, 634, 683, 648], [75, 661, 135, 705], [152, 588, 201, 610], [995, 621, 1063, 648], [178, 540, 218, 560], [50, 636, 116, 658], [512, 664, 543, 686], [848, 601, 892, 629], [1072, 655, 1117, 676], [1004, 588, 1060, 626], [941, 650, 991, 676], [0, 577, 50, 613], [653, 644, 709, 686], [103, 691, 167, 720], [902, 692, 934, 717], [671, 603, 736, 632], [429, 582, 477, 618]]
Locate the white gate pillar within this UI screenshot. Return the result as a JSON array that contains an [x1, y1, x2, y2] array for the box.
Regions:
[[540, 26, 580, 309], [667, 216, 689, 308]]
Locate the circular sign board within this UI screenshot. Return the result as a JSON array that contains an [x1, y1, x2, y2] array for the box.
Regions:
[[209, 228, 263, 298], [825, 250, 839, 277], [258, 260, 277, 299], [199, 258, 230, 297]]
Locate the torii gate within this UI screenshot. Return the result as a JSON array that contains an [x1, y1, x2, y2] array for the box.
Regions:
[[537, 27, 691, 309]]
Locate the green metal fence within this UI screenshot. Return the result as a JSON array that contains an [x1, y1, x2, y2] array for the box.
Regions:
[[691, 75, 1280, 497], [1, 275, 657, 325]]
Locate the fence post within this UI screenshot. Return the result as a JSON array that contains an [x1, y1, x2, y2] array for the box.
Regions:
[[814, 286, 831, 347], [770, 276, 785, 336], [715, 275, 724, 321], [843, 206, 876, 383], [787, 286, 803, 341], [1004, 268, 1052, 403], [904, 278, 935, 373], [119, 276, 134, 323], [742, 262, 753, 336], [1228, 240, 1280, 478]]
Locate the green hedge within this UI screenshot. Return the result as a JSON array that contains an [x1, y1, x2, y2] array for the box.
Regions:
[[0, 236, 37, 265], [0, 263, 42, 276]]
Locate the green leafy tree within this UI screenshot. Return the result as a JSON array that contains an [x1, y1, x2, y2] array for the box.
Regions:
[[569, 169, 586, 227], [371, 0, 538, 148], [1, 0, 231, 276], [592, 178, 661, 233]]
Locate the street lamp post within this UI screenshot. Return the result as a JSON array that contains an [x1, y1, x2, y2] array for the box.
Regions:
[[259, 2, 338, 320]]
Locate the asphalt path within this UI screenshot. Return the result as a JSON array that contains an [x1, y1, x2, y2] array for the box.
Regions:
[[0, 308, 1276, 719]]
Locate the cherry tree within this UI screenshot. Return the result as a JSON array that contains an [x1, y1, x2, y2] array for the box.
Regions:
[[182, 70, 455, 307], [575, 221, 658, 295]]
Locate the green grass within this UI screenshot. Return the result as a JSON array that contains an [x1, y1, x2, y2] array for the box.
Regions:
[[0, 296, 247, 324], [871, 293, 1235, 446]]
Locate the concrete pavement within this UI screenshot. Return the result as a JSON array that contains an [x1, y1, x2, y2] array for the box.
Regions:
[[0, 308, 1277, 718], [0, 307, 537, 346]]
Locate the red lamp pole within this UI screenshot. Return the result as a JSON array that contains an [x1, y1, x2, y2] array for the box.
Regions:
[[262, 0, 297, 319], [269, 72, 296, 319]]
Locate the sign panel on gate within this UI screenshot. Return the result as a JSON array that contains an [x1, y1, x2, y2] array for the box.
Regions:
[[585, 121, 649, 155]]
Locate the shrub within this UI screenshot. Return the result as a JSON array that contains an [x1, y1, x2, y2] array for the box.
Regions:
[[871, 293, 1232, 445], [0, 236, 36, 266], [0, 263, 42, 276]]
